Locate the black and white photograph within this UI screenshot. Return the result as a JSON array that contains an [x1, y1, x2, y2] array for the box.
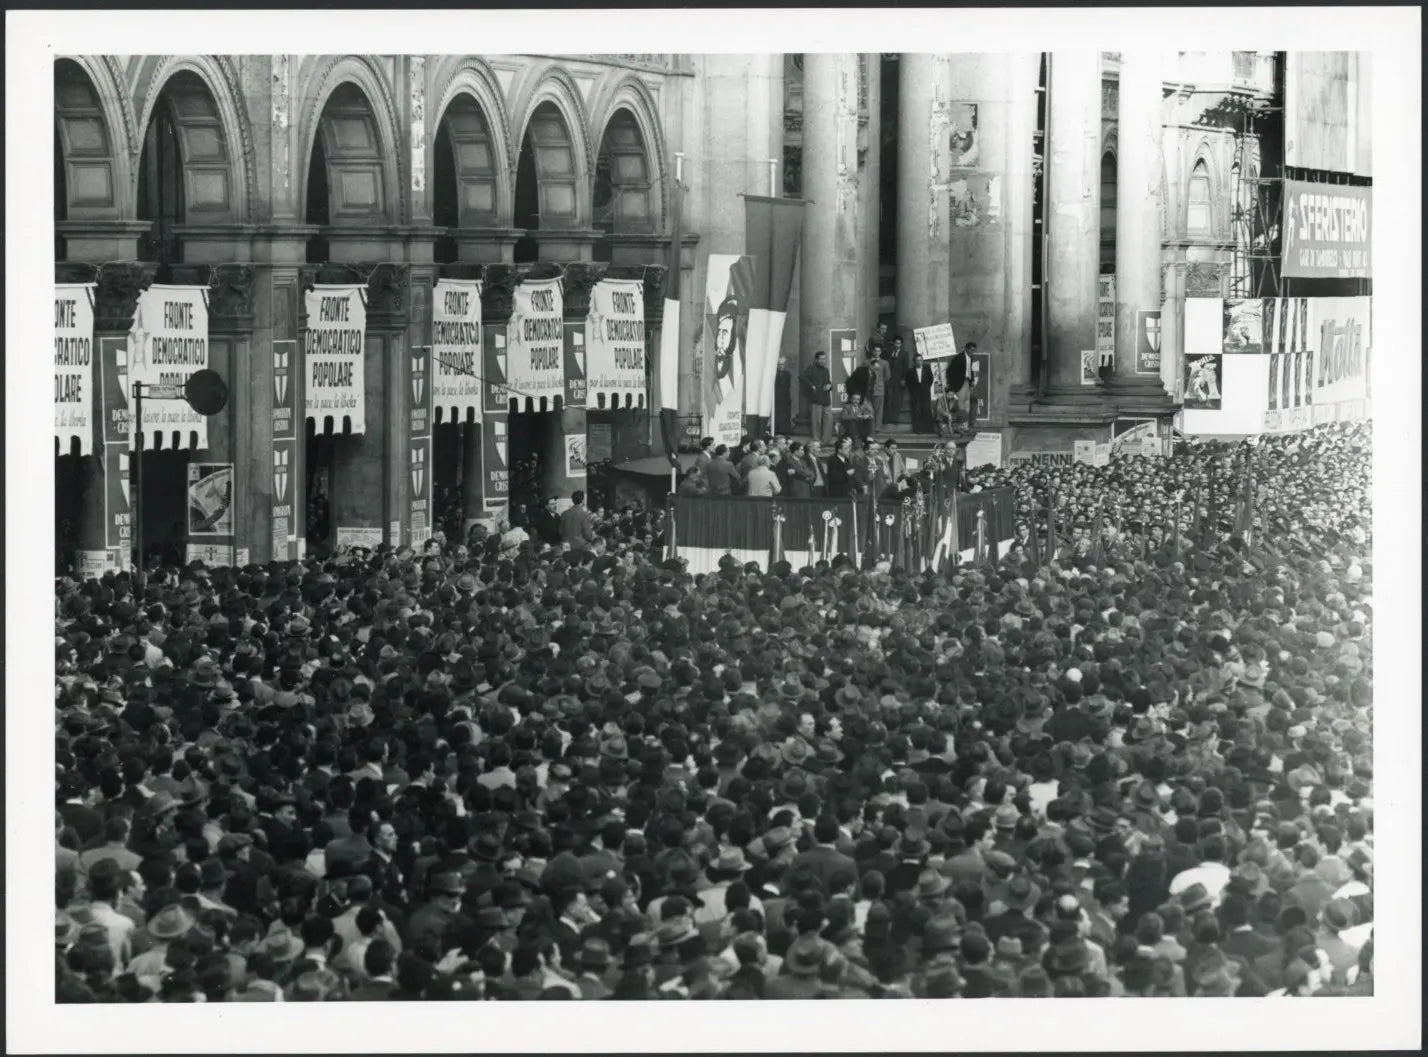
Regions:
[[8, 7, 1420, 1054]]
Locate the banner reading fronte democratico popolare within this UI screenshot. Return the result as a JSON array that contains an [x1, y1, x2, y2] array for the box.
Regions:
[[304, 285, 367, 434], [129, 285, 210, 449], [506, 277, 564, 411], [432, 278, 483, 424], [55, 283, 96, 456], [587, 278, 646, 410]]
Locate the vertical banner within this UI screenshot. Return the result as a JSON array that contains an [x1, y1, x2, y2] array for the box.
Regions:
[[304, 284, 367, 434], [55, 284, 96, 456], [968, 352, 991, 424], [563, 321, 588, 410], [703, 254, 756, 448], [482, 413, 510, 510], [1096, 275, 1116, 365], [98, 336, 131, 568], [129, 285, 210, 448], [743, 195, 806, 436], [830, 327, 858, 404], [483, 321, 509, 413], [1184, 353, 1223, 410], [432, 278, 483, 425], [408, 341, 434, 547], [506, 277, 564, 411], [1135, 310, 1162, 375], [271, 339, 298, 563], [586, 278, 647, 410]]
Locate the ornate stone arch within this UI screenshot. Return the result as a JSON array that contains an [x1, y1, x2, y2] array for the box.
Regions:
[[297, 56, 406, 225], [54, 56, 136, 221], [429, 58, 515, 227], [510, 64, 594, 228], [132, 55, 256, 224], [588, 74, 669, 233]]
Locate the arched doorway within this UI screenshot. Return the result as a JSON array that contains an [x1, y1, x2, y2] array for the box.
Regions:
[[431, 91, 503, 534], [301, 80, 393, 556], [592, 107, 655, 263]]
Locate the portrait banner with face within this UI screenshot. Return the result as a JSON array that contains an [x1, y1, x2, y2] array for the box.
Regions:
[[702, 254, 756, 449]]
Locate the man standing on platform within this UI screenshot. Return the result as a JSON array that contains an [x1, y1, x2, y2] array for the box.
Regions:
[[884, 334, 909, 425], [774, 358, 794, 437], [801, 351, 834, 447], [865, 349, 890, 430]]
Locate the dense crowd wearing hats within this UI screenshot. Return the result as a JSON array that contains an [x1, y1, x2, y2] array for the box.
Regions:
[[54, 419, 1372, 1001]]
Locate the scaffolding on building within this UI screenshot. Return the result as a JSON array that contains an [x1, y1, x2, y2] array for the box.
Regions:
[[1227, 54, 1285, 301]]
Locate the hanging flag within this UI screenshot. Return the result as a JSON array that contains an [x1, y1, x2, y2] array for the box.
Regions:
[[432, 278, 483, 426], [506, 277, 564, 411], [702, 254, 756, 449], [304, 284, 366, 435], [742, 194, 806, 439], [132, 284, 212, 448], [587, 278, 645, 410], [658, 176, 684, 465]]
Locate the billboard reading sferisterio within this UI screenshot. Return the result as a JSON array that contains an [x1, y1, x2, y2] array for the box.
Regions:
[[1282, 181, 1371, 280]]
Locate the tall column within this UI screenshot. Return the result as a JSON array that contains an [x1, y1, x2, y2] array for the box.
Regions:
[[896, 54, 954, 333], [1110, 52, 1175, 411], [1044, 51, 1102, 393], [801, 55, 876, 397], [206, 266, 257, 563]]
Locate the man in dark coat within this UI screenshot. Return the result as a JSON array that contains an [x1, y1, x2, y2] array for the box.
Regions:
[[559, 490, 599, 551]]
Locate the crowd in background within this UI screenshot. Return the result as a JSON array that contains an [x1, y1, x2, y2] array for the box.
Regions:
[[53, 419, 1372, 1001]]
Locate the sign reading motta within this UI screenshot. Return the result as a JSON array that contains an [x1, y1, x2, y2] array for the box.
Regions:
[[304, 285, 367, 433], [1282, 181, 1371, 279]]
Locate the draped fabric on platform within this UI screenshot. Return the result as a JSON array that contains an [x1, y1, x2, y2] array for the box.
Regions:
[[670, 488, 1016, 576], [657, 176, 684, 464]]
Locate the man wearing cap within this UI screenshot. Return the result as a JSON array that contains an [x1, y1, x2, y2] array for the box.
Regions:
[[407, 872, 471, 953]]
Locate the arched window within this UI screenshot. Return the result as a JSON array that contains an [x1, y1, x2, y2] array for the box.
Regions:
[[1187, 161, 1212, 235], [1099, 150, 1117, 275]]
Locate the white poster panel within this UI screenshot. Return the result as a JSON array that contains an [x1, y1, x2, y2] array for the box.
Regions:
[[587, 278, 647, 409], [432, 278, 483, 424], [964, 431, 1003, 470], [55, 283, 95, 456], [304, 285, 367, 434], [1096, 275, 1116, 362], [129, 285, 210, 448], [913, 322, 956, 361], [506, 277, 565, 410], [1179, 354, 1272, 436]]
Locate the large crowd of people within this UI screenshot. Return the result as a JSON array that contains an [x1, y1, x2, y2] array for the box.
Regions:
[[53, 419, 1372, 1001]]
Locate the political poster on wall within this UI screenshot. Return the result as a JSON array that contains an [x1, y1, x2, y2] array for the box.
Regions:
[[948, 103, 979, 168], [506, 278, 565, 411], [1222, 298, 1264, 354], [564, 432, 587, 478], [271, 339, 299, 563], [964, 431, 1003, 470], [482, 413, 510, 509], [187, 463, 235, 536], [587, 422, 613, 464], [98, 337, 132, 566], [185, 542, 235, 567], [431, 278, 482, 425], [1096, 276, 1115, 364], [1285, 52, 1372, 177], [408, 340, 434, 548], [1136, 310, 1162, 375], [702, 254, 755, 449], [563, 322, 587, 410], [1308, 297, 1371, 409], [304, 284, 367, 434], [1080, 350, 1099, 386], [1184, 353, 1223, 410], [586, 278, 646, 410], [55, 284, 95, 456], [483, 323, 509, 414], [1111, 418, 1160, 459], [129, 285, 210, 448], [1282, 181, 1371, 280], [830, 327, 858, 404]]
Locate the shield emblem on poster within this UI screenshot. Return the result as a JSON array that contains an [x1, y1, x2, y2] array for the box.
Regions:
[[274, 349, 289, 405], [410, 445, 425, 496], [572, 329, 586, 376], [118, 452, 130, 506], [493, 418, 507, 469], [1144, 315, 1161, 353], [273, 448, 289, 503], [411, 353, 425, 406], [840, 336, 856, 392]]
